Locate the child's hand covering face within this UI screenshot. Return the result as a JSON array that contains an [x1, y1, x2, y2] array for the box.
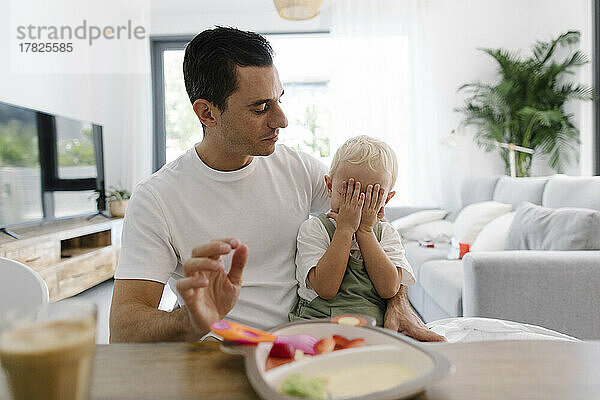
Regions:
[[324, 163, 395, 229], [358, 183, 387, 233], [326, 178, 365, 234]]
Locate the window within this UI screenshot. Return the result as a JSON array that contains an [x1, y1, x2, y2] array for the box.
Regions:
[[269, 34, 333, 165], [162, 48, 200, 164], [151, 33, 333, 170]]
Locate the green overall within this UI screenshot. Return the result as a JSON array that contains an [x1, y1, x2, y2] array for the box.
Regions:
[[289, 214, 387, 326]]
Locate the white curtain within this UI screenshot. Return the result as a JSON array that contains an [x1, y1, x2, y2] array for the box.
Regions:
[[330, 0, 443, 207]]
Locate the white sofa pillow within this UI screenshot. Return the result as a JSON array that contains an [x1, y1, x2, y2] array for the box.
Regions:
[[471, 212, 515, 252], [454, 201, 512, 245], [402, 220, 453, 243], [391, 210, 448, 233]]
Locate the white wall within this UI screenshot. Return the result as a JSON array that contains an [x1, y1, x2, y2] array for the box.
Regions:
[[420, 0, 593, 209], [0, 0, 594, 210]]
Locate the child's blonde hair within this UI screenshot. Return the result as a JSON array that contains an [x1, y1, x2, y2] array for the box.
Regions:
[[329, 135, 398, 188]]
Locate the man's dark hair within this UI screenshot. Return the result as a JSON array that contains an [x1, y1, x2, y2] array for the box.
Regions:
[[183, 27, 274, 111]]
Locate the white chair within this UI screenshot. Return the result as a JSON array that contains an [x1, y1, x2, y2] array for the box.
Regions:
[[0, 257, 49, 314]]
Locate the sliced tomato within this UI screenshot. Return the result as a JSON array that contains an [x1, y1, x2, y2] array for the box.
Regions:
[[344, 338, 365, 349], [265, 356, 293, 371], [314, 337, 335, 354], [268, 343, 295, 359], [332, 334, 349, 350]]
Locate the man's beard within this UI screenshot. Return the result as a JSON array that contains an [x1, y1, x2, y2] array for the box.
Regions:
[[223, 132, 274, 157]]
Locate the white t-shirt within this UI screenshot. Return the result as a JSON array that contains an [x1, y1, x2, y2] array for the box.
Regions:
[[295, 216, 416, 302], [115, 145, 329, 329]]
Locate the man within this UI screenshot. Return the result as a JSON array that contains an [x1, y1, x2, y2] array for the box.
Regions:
[[110, 27, 444, 343]]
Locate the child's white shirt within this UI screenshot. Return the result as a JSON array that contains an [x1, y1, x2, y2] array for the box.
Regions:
[[295, 216, 416, 302]]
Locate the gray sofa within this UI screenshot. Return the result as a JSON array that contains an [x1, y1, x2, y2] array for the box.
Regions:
[[387, 175, 600, 340]]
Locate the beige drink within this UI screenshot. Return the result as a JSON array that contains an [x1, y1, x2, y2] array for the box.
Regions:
[[0, 306, 96, 400]]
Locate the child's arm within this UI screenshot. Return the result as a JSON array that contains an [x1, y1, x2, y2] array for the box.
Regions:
[[309, 179, 364, 300], [356, 184, 401, 299], [356, 230, 401, 299], [308, 229, 353, 299]]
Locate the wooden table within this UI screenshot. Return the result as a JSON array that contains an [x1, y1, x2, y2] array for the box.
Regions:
[[1, 341, 599, 399]]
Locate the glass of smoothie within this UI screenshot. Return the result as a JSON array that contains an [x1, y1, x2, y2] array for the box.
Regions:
[[0, 300, 97, 400]]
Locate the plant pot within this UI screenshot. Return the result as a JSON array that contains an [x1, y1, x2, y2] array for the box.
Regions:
[[108, 199, 129, 218]]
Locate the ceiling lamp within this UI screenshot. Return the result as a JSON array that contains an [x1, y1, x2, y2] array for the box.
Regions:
[[273, 0, 324, 21]]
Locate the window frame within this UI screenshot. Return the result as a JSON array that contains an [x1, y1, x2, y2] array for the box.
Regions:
[[150, 36, 192, 172]]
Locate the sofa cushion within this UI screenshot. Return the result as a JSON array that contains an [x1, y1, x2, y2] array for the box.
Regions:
[[407, 283, 425, 318], [461, 176, 499, 208], [542, 175, 600, 211], [492, 176, 548, 208], [471, 212, 515, 252], [391, 210, 448, 232], [454, 201, 512, 244], [445, 210, 459, 222], [421, 293, 457, 322], [401, 219, 453, 243], [419, 259, 464, 317], [505, 202, 600, 250], [403, 241, 448, 281], [384, 207, 442, 222]]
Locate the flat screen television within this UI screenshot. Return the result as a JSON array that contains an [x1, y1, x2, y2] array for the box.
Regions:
[[0, 101, 105, 235]]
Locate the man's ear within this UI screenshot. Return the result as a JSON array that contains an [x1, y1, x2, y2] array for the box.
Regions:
[[192, 99, 217, 128], [384, 191, 396, 205], [324, 175, 333, 198]]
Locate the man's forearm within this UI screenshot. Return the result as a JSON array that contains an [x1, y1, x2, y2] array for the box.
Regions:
[[387, 285, 411, 309], [110, 302, 197, 343], [383, 285, 446, 341], [386, 285, 417, 320]]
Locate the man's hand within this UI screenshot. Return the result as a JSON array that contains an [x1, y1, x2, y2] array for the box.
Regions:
[[326, 178, 364, 234], [358, 184, 386, 234], [384, 286, 446, 342], [176, 238, 248, 341]]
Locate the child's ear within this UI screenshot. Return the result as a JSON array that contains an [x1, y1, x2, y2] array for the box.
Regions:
[[384, 191, 395, 205], [324, 176, 333, 198], [377, 192, 395, 221]]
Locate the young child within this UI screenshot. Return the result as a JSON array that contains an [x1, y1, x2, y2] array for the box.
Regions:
[[289, 135, 415, 326]]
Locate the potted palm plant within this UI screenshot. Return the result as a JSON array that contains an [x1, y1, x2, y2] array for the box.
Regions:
[[456, 31, 594, 176]]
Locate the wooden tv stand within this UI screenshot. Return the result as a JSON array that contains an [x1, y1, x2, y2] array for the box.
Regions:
[[0, 216, 123, 302]]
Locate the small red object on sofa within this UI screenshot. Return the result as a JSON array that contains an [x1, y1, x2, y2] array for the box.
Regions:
[[459, 243, 470, 259]]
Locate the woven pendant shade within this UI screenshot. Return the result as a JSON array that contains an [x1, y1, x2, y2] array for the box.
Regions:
[[273, 0, 324, 21]]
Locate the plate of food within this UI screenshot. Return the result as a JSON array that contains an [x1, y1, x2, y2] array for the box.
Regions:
[[211, 315, 453, 400]]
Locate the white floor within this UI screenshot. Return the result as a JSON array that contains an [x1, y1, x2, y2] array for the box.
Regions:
[[61, 279, 115, 344], [65, 279, 178, 344]]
